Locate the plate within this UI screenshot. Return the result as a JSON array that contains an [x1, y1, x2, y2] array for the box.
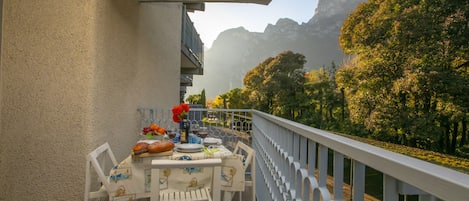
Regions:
[[175, 143, 203, 150], [204, 138, 222, 145], [175, 148, 203, 153]]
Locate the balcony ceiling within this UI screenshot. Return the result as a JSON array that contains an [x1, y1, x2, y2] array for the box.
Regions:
[[139, 0, 271, 5]]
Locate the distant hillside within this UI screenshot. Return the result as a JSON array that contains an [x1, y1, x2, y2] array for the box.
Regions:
[[188, 0, 366, 99]]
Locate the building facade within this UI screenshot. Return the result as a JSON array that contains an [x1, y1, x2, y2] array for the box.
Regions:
[[0, 0, 269, 200], [1, 1, 184, 200]]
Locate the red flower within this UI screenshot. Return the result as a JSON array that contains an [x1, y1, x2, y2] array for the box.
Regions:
[[181, 103, 190, 112], [172, 103, 190, 123]]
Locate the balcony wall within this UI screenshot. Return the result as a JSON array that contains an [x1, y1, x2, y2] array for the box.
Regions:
[[0, 1, 183, 200]]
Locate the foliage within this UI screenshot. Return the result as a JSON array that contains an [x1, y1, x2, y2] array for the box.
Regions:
[[338, 0, 469, 154], [186, 89, 207, 107], [210, 0, 469, 159], [243, 51, 307, 118], [186, 94, 201, 104], [342, 133, 469, 174]]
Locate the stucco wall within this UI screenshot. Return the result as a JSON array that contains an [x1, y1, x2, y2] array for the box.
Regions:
[[0, 0, 181, 200]]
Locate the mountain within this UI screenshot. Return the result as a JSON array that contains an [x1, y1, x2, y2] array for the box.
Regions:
[[188, 0, 366, 99]]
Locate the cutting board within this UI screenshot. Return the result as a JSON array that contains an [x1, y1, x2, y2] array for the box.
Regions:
[[131, 150, 173, 158]]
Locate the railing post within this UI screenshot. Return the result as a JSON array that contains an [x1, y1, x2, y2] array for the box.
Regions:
[[334, 152, 344, 201], [352, 160, 365, 201], [383, 174, 399, 201], [318, 145, 328, 188]]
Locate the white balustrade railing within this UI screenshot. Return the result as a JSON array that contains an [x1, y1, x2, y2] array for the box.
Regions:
[[138, 108, 469, 201], [252, 110, 469, 201]]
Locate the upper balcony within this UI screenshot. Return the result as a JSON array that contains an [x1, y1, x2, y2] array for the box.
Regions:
[[138, 108, 469, 201], [181, 5, 204, 76]]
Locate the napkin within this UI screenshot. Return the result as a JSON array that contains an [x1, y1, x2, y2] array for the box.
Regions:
[[188, 133, 201, 144], [172, 133, 201, 144]]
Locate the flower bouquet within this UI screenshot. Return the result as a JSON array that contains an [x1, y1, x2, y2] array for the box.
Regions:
[[172, 103, 190, 143], [172, 103, 190, 123]]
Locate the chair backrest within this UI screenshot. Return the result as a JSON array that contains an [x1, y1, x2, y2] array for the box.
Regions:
[[84, 142, 118, 200], [233, 141, 256, 201], [233, 141, 255, 170], [150, 158, 223, 201]]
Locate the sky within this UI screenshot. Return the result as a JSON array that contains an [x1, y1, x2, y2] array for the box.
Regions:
[[188, 0, 319, 48]]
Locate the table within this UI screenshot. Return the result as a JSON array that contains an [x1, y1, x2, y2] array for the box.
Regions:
[[106, 143, 245, 201]]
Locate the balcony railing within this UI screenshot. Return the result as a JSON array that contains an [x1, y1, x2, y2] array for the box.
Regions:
[[138, 108, 469, 201], [181, 6, 204, 75]]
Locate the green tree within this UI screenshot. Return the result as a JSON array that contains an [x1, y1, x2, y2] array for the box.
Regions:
[[338, 0, 469, 154], [200, 89, 206, 108], [186, 94, 201, 105], [244, 51, 307, 118], [186, 89, 206, 107]]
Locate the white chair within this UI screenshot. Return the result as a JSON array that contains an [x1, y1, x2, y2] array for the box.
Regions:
[[232, 141, 256, 201], [150, 158, 223, 201], [84, 142, 117, 201]]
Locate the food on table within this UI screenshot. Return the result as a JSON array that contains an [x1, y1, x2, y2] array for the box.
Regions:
[[142, 123, 166, 136], [157, 127, 165, 135], [133, 142, 149, 154], [148, 141, 175, 153]]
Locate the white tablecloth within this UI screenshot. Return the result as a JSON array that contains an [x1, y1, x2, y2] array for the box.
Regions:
[[107, 145, 245, 200]]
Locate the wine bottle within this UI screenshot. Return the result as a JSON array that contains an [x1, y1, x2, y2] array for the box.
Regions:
[[180, 119, 189, 143]]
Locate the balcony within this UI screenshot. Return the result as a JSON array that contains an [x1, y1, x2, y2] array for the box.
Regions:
[[138, 108, 469, 201], [181, 6, 204, 76]]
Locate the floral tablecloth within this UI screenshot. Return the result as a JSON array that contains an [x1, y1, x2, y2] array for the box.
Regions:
[[107, 145, 245, 200]]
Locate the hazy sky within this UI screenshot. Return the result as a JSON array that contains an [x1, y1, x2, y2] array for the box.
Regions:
[[188, 0, 319, 48]]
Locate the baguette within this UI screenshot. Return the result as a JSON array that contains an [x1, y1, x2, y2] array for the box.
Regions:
[[132, 142, 149, 155], [148, 141, 175, 153]]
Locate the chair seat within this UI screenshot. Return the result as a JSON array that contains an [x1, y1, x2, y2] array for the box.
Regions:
[[159, 187, 212, 201]]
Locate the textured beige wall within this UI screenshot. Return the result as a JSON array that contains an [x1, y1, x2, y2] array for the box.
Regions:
[[0, 0, 181, 200]]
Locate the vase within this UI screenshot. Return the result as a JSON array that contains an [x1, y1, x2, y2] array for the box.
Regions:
[[179, 119, 190, 143]]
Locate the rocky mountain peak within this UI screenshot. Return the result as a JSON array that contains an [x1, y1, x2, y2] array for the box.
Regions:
[[309, 0, 365, 24], [189, 0, 366, 98], [264, 18, 301, 37]]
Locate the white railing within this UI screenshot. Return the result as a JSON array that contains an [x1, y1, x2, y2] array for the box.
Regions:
[[252, 110, 469, 201], [138, 108, 469, 201], [137, 107, 252, 150]]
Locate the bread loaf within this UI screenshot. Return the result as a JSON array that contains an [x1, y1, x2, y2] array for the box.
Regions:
[[148, 141, 175, 153], [132, 142, 149, 155]]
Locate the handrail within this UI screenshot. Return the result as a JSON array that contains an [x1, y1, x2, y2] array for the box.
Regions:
[[252, 110, 469, 201]]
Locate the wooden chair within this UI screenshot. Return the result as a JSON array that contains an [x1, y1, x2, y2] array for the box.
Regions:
[[84, 142, 117, 201], [232, 141, 256, 201], [150, 158, 223, 201]]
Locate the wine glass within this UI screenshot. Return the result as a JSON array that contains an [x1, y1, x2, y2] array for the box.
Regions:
[[198, 127, 209, 145], [167, 128, 177, 142], [191, 124, 200, 135]]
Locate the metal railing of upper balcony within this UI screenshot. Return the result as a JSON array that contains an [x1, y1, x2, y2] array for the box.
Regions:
[[181, 6, 203, 73], [137, 108, 469, 201]]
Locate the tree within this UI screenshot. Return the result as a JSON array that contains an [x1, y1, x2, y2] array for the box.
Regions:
[[200, 89, 206, 108], [186, 94, 201, 105], [338, 0, 469, 153], [243, 51, 306, 118]]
